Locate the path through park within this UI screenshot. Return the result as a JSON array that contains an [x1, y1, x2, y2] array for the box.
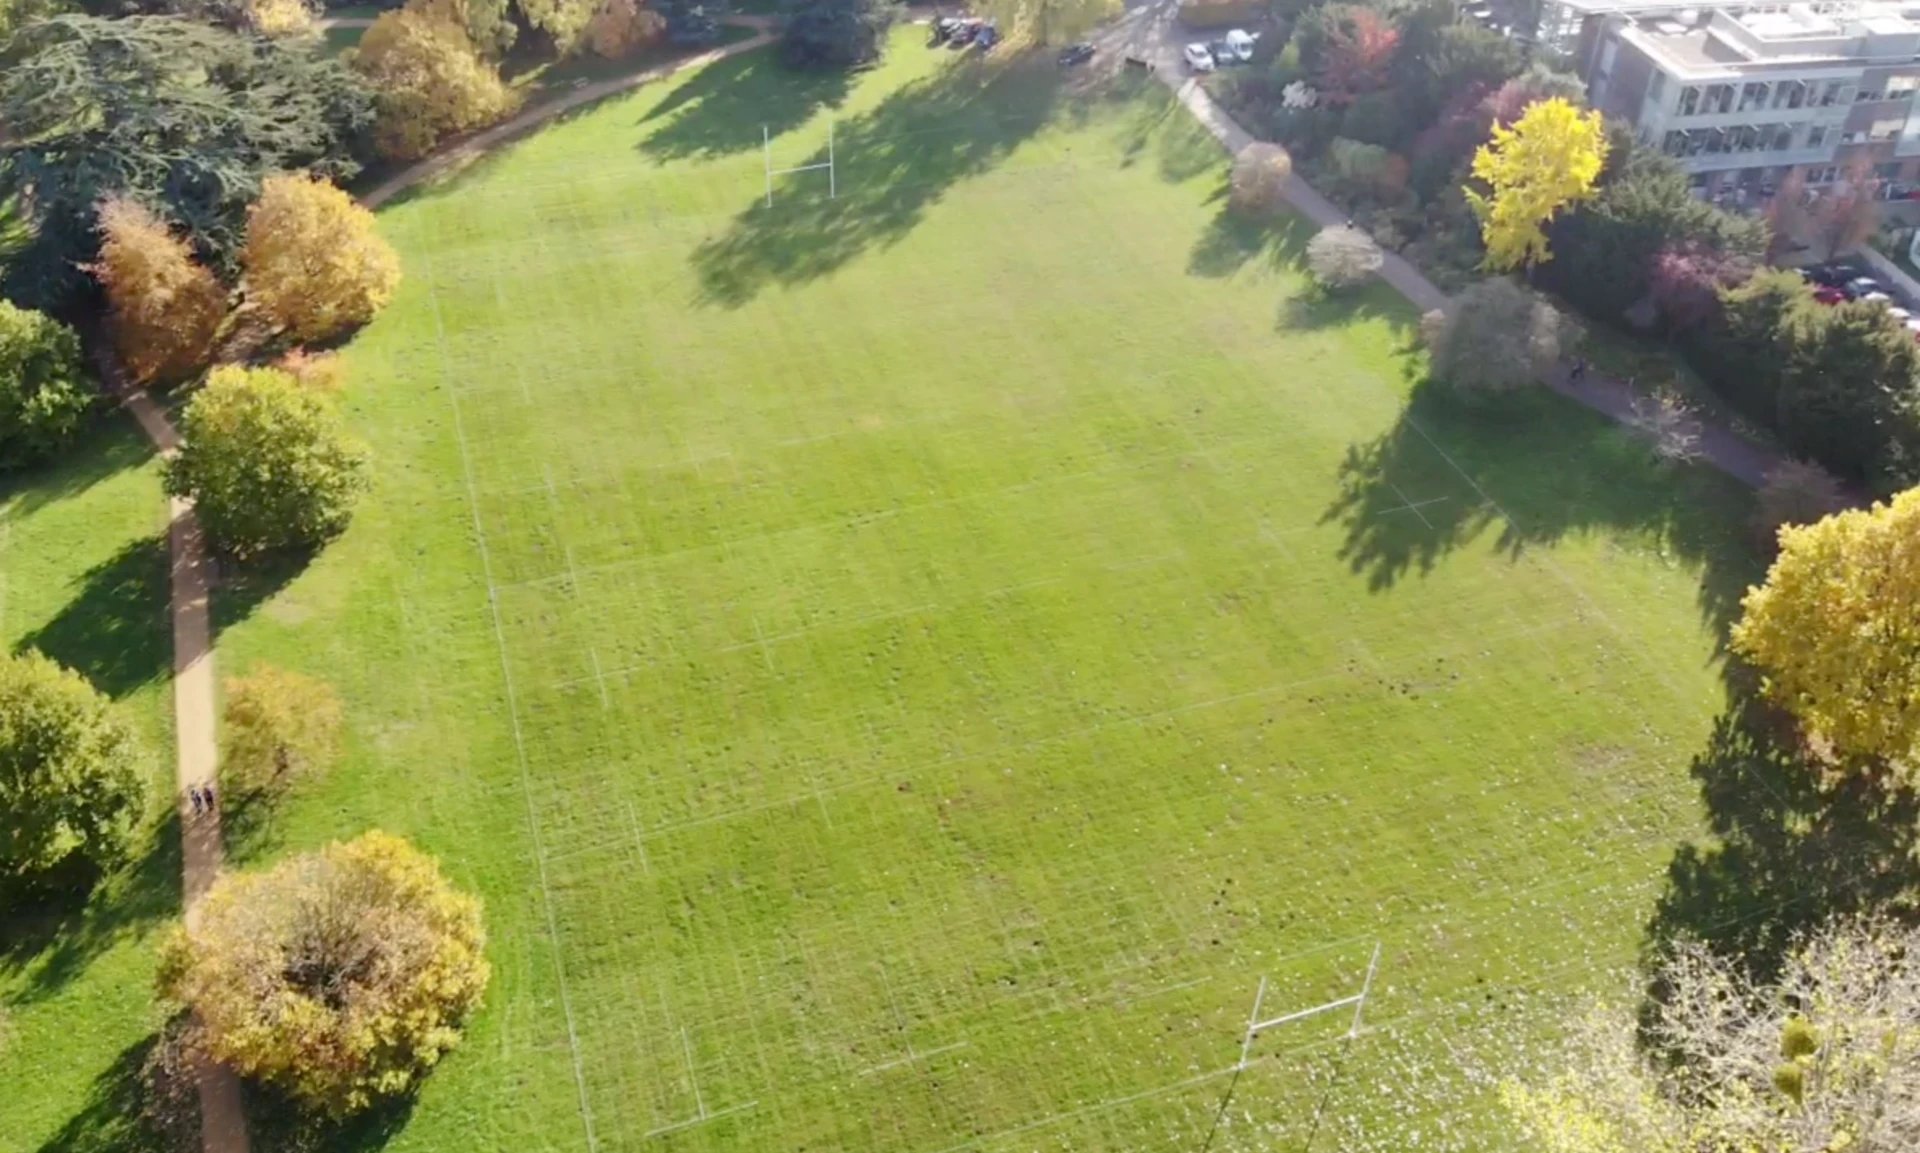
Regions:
[[120, 14, 1788, 1153]]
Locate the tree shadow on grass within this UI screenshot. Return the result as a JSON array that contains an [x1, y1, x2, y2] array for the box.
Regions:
[[689, 52, 1072, 307], [18, 535, 171, 700], [0, 418, 155, 523], [1320, 379, 1759, 638], [1, 812, 181, 1005], [242, 1086, 417, 1153], [1643, 665, 1920, 982], [636, 47, 853, 162], [31, 1032, 171, 1153]]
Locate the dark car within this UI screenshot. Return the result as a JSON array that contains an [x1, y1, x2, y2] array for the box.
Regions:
[[1058, 42, 1095, 65], [1801, 265, 1850, 289], [1209, 38, 1237, 63]]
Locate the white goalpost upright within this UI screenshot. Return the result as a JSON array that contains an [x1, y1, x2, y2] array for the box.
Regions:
[[1236, 942, 1382, 1070], [763, 119, 837, 207]]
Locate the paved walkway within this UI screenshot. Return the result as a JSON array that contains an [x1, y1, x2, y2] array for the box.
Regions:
[[1107, 0, 1782, 486], [116, 380, 249, 1153]]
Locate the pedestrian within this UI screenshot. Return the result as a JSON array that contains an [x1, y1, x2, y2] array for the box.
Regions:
[[188, 786, 203, 816], [202, 782, 216, 813], [1569, 357, 1586, 383]]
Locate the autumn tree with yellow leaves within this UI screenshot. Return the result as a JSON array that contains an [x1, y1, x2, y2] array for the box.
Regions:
[[158, 831, 490, 1117], [89, 198, 226, 388], [352, 0, 517, 162], [1465, 97, 1608, 271], [1732, 487, 1920, 762], [242, 173, 401, 344]]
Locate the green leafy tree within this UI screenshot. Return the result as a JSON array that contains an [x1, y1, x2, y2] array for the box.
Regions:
[[0, 300, 92, 469], [165, 365, 371, 559], [158, 831, 491, 1117], [780, 0, 898, 68], [0, 650, 148, 885], [1541, 136, 1766, 322], [0, 15, 374, 311]]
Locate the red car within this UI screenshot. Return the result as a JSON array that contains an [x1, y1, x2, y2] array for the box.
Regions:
[[1813, 285, 1847, 305]]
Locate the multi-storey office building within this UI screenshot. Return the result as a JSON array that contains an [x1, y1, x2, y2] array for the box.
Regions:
[[1554, 0, 1920, 203]]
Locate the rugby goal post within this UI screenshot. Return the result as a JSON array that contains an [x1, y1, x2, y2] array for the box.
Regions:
[[763, 120, 836, 207]]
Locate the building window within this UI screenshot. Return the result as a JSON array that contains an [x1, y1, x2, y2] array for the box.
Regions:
[[1873, 116, 1905, 140], [1648, 71, 1666, 103], [1807, 124, 1829, 148], [1820, 81, 1846, 106], [1890, 76, 1919, 99], [1739, 82, 1770, 111], [1856, 87, 1883, 102], [1679, 85, 1701, 115], [1706, 83, 1735, 113], [1732, 125, 1760, 152], [1880, 161, 1903, 179], [1774, 80, 1807, 109], [1662, 129, 1687, 156], [1810, 164, 1841, 183], [1769, 124, 1796, 150]]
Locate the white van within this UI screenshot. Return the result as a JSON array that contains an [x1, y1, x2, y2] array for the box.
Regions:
[[1224, 28, 1256, 62]]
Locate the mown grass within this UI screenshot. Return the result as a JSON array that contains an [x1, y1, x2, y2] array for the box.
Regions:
[[0, 419, 177, 1153], [13, 30, 1761, 1153]]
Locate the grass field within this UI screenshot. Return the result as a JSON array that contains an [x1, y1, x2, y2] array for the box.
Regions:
[[8, 30, 1763, 1153], [0, 424, 177, 1153]]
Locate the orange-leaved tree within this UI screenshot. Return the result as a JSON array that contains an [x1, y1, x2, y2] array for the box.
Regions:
[[88, 197, 225, 387], [242, 173, 401, 343]]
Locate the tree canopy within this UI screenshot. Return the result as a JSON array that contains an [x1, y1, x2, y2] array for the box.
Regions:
[[0, 650, 148, 886], [354, 0, 517, 161], [0, 300, 92, 468], [159, 830, 491, 1116], [90, 196, 226, 387], [1733, 486, 1920, 762], [1504, 918, 1920, 1153], [165, 364, 372, 558], [1466, 97, 1608, 271], [242, 173, 401, 342], [0, 15, 374, 311], [780, 0, 898, 69]]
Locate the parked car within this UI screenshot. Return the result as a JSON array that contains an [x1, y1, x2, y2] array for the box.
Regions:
[[1208, 38, 1235, 63], [1184, 43, 1215, 71], [1057, 42, 1094, 65], [1801, 265, 1849, 288], [1813, 285, 1847, 305], [1846, 276, 1885, 298], [1224, 28, 1256, 61], [973, 22, 998, 48]]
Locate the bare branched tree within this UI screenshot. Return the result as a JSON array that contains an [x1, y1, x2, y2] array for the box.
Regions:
[[1504, 918, 1920, 1153], [1625, 389, 1703, 464]]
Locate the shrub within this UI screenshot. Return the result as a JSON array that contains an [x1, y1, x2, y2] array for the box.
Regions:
[[165, 365, 371, 559], [1425, 278, 1569, 400], [354, 0, 516, 161], [1305, 224, 1383, 289], [242, 173, 401, 344], [222, 665, 344, 798], [0, 650, 148, 885], [159, 830, 490, 1117], [0, 301, 93, 469], [89, 197, 226, 388], [1229, 142, 1293, 216], [1752, 460, 1848, 554], [1648, 243, 1752, 333], [583, 0, 665, 57]]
